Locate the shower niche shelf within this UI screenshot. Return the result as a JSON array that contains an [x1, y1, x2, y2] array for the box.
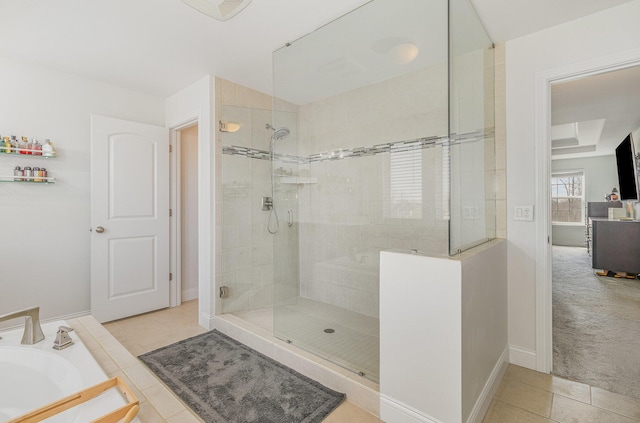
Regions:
[[279, 176, 318, 185]]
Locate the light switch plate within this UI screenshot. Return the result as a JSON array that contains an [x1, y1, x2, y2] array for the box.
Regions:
[[515, 205, 534, 221]]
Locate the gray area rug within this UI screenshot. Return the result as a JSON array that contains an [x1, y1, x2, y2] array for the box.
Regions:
[[553, 246, 640, 399], [139, 330, 345, 422]]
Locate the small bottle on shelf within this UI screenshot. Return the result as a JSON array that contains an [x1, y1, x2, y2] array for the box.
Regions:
[[18, 136, 26, 155], [41, 167, 47, 181], [11, 136, 19, 154], [33, 167, 41, 183], [14, 166, 22, 181], [42, 139, 55, 157], [33, 139, 42, 156], [23, 166, 32, 181], [2, 137, 10, 154]]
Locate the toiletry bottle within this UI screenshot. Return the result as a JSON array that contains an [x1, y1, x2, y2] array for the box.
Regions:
[[23, 166, 32, 181], [41, 167, 47, 182], [11, 136, 20, 154], [42, 139, 54, 157], [33, 167, 41, 183], [10, 136, 17, 154], [26, 137, 33, 155], [14, 166, 22, 181], [33, 139, 42, 156], [2, 137, 9, 154], [18, 136, 26, 154]]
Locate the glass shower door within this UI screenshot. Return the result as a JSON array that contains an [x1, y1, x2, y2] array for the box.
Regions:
[[271, 0, 450, 383]]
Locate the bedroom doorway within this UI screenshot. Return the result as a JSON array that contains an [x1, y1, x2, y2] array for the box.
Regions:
[[548, 65, 640, 399]]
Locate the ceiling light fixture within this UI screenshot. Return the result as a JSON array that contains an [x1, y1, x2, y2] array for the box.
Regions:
[[181, 0, 253, 21], [372, 37, 419, 65]]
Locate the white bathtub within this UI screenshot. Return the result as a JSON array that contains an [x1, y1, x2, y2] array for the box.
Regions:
[[0, 319, 134, 422]]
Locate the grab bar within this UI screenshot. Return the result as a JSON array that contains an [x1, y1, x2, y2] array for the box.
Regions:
[[288, 209, 293, 227]]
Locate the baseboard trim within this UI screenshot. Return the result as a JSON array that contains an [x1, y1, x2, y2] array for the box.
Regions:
[[380, 395, 442, 423], [466, 346, 509, 423], [509, 345, 537, 369], [199, 311, 215, 330], [181, 288, 199, 302]]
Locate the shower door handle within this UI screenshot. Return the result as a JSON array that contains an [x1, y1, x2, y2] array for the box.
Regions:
[[288, 209, 293, 227]]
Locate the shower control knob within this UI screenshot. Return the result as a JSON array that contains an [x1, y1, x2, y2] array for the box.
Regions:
[[95, 226, 105, 233]]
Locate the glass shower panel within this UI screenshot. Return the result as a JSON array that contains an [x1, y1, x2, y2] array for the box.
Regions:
[[220, 105, 278, 314], [449, 0, 496, 254], [272, 0, 449, 383]]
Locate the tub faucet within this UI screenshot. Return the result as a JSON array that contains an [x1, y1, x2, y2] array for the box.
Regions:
[[0, 306, 45, 345]]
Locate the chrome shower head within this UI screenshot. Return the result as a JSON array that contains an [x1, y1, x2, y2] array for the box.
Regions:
[[266, 124, 290, 141]]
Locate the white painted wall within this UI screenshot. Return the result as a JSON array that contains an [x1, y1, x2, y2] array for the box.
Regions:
[[0, 58, 164, 326], [506, 0, 640, 364], [551, 155, 618, 247], [165, 75, 214, 329], [180, 124, 199, 301]]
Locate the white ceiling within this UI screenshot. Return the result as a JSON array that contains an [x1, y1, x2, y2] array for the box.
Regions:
[[0, 0, 636, 99], [470, 0, 636, 42], [551, 65, 640, 159]]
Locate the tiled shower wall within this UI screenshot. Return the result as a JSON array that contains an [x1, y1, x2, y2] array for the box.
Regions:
[[450, 47, 497, 252], [215, 78, 299, 314], [216, 46, 503, 317], [295, 64, 451, 318]]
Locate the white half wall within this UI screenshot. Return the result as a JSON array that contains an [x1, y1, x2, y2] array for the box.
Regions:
[[380, 251, 462, 423], [0, 58, 165, 327], [461, 241, 508, 423], [380, 241, 508, 423], [506, 0, 640, 368]]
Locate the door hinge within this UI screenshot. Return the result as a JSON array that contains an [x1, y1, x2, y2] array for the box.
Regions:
[[170, 208, 173, 217], [169, 145, 173, 153], [169, 273, 173, 281]]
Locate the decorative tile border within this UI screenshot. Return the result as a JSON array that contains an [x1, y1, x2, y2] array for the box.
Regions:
[[223, 128, 494, 164]]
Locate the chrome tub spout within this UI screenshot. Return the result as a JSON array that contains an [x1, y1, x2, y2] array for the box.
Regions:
[[0, 306, 45, 345]]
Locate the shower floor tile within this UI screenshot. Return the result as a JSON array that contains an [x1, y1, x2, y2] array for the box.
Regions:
[[233, 297, 380, 382]]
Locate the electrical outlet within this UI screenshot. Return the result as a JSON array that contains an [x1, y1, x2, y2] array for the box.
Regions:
[[514, 205, 534, 221]]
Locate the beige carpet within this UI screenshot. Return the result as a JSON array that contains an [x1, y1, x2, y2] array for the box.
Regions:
[[553, 246, 640, 399]]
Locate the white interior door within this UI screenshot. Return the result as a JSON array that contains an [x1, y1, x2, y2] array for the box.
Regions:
[[91, 115, 170, 323]]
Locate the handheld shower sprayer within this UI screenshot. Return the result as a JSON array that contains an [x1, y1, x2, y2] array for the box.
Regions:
[[265, 123, 290, 235]]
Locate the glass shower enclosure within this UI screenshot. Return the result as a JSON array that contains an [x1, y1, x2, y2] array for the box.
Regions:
[[220, 0, 495, 384]]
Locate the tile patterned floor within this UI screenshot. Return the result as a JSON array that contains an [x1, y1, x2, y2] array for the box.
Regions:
[[236, 298, 379, 382], [105, 300, 640, 423], [483, 365, 640, 423], [105, 300, 382, 423]]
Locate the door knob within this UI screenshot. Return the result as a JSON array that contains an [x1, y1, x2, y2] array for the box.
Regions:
[[95, 226, 105, 233]]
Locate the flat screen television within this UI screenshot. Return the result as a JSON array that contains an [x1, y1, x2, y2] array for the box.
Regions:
[[615, 133, 639, 201]]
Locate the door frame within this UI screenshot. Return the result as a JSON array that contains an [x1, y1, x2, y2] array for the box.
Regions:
[[535, 48, 640, 373], [169, 118, 198, 308]]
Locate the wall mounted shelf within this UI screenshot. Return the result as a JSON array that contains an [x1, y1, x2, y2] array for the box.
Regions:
[[0, 175, 56, 183], [0, 147, 56, 157]]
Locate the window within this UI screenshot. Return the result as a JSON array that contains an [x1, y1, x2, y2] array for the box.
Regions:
[[551, 171, 585, 224], [383, 148, 422, 219]]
